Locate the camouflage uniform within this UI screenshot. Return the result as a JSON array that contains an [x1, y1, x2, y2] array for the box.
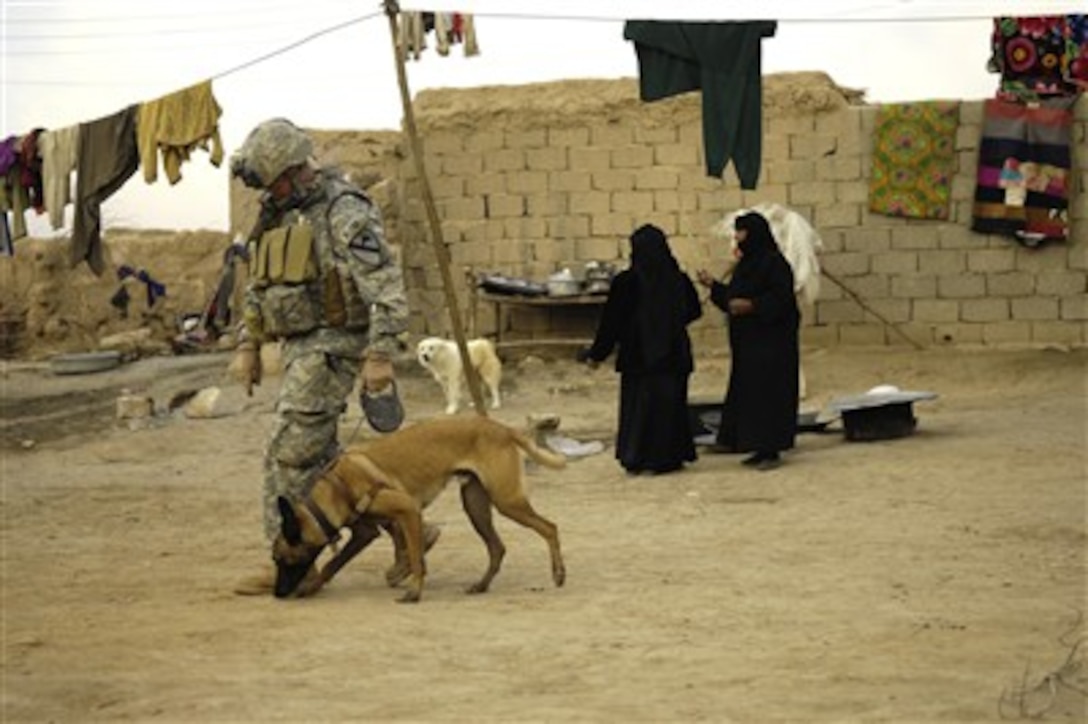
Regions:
[[237, 141, 407, 540]]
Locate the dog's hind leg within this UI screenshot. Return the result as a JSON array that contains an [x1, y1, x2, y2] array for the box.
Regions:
[[460, 476, 506, 594], [489, 495, 565, 589]]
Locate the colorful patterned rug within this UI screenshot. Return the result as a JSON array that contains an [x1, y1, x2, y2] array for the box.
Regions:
[[988, 15, 1088, 102], [868, 101, 960, 221], [971, 98, 1073, 246]]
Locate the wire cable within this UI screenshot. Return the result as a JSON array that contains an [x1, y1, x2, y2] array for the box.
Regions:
[[2, 0, 361, 24], [209, 10, 381, 81], [4, 4, 1035, 88], [5, 10, 383, 84], [5, 17, 347, 41]]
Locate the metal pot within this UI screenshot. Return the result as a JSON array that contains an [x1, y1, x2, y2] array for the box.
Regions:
[[584, 261, 614, 295], [546, 278, 582, 297], [585, 279, 611, 295]]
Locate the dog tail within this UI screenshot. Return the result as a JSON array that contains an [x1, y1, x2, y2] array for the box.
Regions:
[[512, 430, 567, 470]]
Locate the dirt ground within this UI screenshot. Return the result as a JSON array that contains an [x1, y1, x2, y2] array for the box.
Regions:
[[1, 344, 1086, 722]]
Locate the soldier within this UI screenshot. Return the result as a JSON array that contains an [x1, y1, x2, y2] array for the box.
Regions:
[[229, 118, 434, 595]]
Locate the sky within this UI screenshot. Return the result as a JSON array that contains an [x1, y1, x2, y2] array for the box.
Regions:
[[1, 1, 1083, 234]]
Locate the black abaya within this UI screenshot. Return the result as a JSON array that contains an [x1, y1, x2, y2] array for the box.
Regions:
[[583, 224, 703, 474], [709, 215, 800, 455]]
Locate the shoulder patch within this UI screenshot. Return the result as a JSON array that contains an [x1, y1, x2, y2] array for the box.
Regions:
[[327, 192, 375, 246], [348, 230, 386, 267], [349, 231, 381, 254]]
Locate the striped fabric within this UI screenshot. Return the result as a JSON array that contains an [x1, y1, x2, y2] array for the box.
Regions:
[[971, 98, 1073, 246], [868, 101, 959, 220]]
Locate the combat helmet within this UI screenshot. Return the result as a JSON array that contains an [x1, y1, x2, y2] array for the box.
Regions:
[[230, 118, 313, 189]]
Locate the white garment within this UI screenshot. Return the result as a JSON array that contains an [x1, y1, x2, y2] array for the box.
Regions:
[[39, 125, 81, 230], [461, 14, 479, 56], [434, 13, 453, 56], [711, 202, 823, 307], [400, 12, 425, 61], [402, 12, 479, 61]]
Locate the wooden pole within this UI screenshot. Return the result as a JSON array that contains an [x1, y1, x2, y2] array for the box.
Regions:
[[383, 0, 486, 415], [821, 268, 925, 350]]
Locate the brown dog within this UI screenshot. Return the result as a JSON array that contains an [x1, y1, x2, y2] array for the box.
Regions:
[[273, 415, 567, 603]]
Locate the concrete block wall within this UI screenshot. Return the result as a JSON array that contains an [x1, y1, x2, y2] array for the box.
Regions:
[[805, 99, 1088, 351], [396, 78, 1086, 352]]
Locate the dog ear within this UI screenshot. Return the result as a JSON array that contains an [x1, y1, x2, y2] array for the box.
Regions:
[[278, 496, 302, 545]]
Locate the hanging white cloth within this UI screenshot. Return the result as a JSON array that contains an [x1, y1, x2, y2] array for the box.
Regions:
[[399, 11, 426, 60], [38, 125, 81, 231]]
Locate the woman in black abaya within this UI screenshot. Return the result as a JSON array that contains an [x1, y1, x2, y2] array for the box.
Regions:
[[579, 224, 702, 475], [696, 211, 799, 470]]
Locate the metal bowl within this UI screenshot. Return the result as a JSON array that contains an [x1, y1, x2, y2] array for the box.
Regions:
[[50, 350, 123, 375], [546, 279, 583, 297]]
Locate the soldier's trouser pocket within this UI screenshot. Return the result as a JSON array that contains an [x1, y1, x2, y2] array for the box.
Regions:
[[270, 409, 338, 469]]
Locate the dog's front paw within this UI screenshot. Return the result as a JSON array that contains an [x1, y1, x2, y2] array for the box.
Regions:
[[444, 405, 458, 415]]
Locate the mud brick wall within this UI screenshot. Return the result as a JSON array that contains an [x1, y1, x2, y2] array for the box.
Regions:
[[0, 231, 232, 357], [226, 75, 1087, 352]]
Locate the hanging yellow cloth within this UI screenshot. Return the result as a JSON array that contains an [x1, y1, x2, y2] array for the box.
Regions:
[[137, 79, 224, 185]]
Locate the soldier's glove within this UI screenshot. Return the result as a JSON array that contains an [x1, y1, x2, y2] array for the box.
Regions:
[[232, 341, 262, 397], [360, 351, 394, 393], [359, 350, 404, 433]]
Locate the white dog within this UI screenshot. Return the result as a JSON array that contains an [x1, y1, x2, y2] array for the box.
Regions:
[[416, 336, 503, 414]]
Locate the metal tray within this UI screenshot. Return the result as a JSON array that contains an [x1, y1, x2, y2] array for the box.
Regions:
[[478, 274, 548, 297], [50, 350, 123, 375]]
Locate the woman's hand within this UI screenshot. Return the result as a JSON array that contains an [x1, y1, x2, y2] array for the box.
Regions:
[[727, 298, 754, 316]]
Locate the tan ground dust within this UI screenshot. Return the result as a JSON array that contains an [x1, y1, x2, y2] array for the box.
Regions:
[[1, 343, 1086, 722]]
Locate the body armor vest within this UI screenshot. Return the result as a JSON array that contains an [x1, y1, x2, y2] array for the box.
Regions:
[[245, 178, 372, 341]]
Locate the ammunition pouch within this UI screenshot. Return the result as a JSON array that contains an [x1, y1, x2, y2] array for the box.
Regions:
[[323, 273, 348, 328], [248, 224, 317, 284], [246, 223, 321, 339]]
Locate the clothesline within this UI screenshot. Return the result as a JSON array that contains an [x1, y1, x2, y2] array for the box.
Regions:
[[4, 8, 1083, 274], [396, 0, 1088, 23], [1, 80, 225, 275], [1, 8, 477, 274]]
